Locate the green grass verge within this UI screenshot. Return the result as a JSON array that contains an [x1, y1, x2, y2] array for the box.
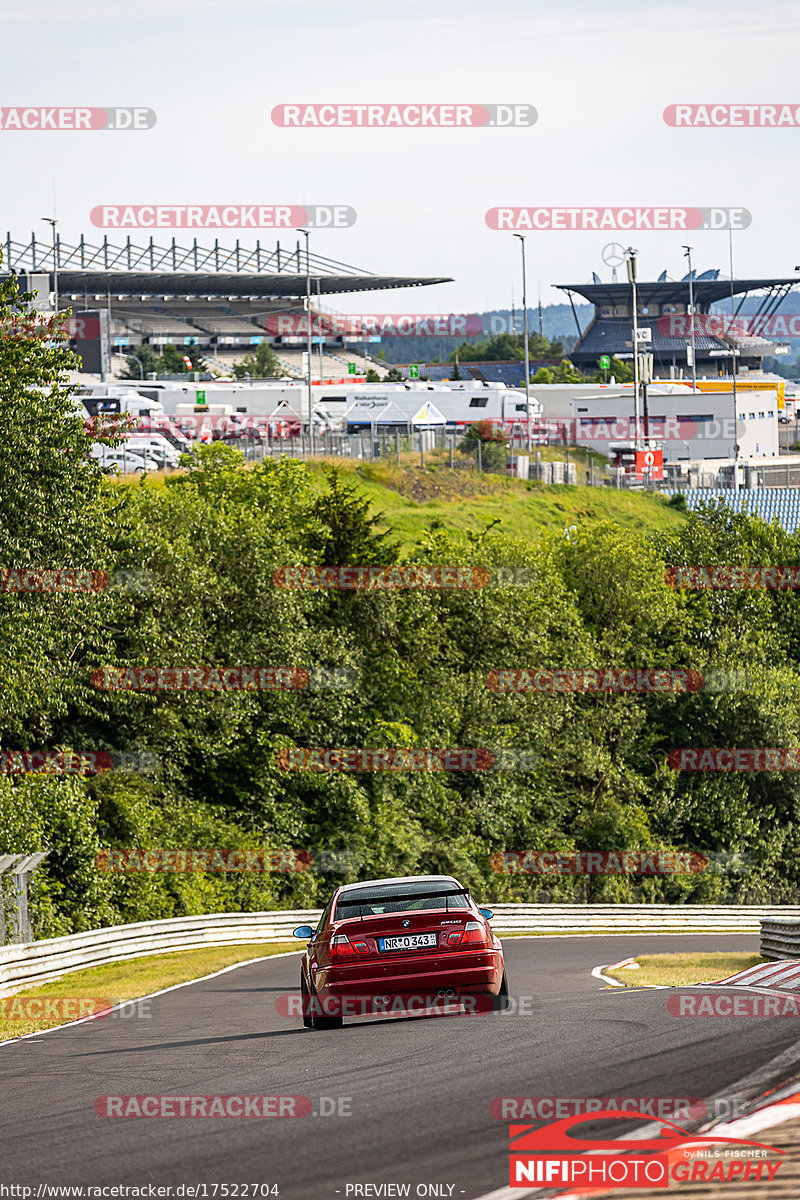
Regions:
[[0, 942, 297, 1042], [305, 455, 686, 550], [118, 452, 686, 549], [604, 951, 763, 988]]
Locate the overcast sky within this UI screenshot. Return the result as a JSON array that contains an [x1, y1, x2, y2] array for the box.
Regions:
[[2, 0, 799, 315]]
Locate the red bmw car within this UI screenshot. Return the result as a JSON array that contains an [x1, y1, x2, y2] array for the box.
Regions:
[[293, 874, 507, 1029]]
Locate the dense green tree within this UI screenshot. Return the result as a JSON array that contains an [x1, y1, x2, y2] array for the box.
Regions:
[[231, 342, 283, 379], [117, 346, 159, 380], [158, 344, 190, 373], [592, 356, 635, 383], [451, 332, 567, 365], [6, 313, 800, 930]]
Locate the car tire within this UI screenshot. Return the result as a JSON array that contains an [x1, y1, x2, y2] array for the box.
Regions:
[[309, 979, 343, 1031], [300, 971, 314, 1030], [494, 971, 510, 1012]]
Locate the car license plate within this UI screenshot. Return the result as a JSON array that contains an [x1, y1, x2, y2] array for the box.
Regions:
[[378, 933, 438, 952]]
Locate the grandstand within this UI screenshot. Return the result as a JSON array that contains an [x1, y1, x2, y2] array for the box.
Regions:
[[558, 272, 799, 374], [2, 231, 451, 364]]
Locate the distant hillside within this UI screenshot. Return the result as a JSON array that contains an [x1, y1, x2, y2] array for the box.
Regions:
[[376, 304, 592, 364]]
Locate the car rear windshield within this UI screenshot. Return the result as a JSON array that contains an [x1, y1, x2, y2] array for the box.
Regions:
[[334, 882, 469, 920]]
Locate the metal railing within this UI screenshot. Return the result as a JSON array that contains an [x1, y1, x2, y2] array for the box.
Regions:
[[0, 854, 49, 945], [0, 904, 791, 997], [4, 232, 373, 279], [760, 918, 800, 960]]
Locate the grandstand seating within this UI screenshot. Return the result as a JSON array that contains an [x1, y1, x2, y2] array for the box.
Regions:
[[114, 309, 201, 338], [666, 488, 800, 533], [577, 317, 724, 359]]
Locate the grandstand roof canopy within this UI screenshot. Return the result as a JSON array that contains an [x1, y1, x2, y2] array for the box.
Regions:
[[557, 277, 800, 309], [2, 232, 451, 299], [7, 270, 450, 299]]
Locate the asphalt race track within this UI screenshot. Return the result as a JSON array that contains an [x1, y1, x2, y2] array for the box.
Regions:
[[2, 934, 799, 1199]]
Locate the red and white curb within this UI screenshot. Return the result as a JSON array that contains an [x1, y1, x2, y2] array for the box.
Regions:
[[704, 960, 800, 989], [591, 958, 666, 989]]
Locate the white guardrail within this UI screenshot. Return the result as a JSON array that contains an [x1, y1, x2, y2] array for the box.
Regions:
[[1, 905, 797, 997], [759, 918, 800, 960]]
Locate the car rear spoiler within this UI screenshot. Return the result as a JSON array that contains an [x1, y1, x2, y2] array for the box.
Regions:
[[337, 886, 471, 920]]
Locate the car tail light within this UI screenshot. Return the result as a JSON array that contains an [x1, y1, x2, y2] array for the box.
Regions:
[[460, 921, 490, 946], [329, 934, 358, 959], [330, 933, 371, 957], [446, 921, 489, 947]]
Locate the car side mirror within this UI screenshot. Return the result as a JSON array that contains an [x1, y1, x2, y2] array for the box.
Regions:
[[292, 925, 315, 939], [479, 908, 494, 920]]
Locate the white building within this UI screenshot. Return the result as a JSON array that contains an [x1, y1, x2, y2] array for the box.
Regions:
[[530, 383, 778, 462]]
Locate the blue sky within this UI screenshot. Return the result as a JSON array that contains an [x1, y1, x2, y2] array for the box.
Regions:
[[2, 0, 799, 313]]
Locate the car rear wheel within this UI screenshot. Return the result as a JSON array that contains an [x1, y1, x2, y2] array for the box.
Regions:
[[300, 971, 314, 1030], [308, 978, 343, 1031], [494, 971, 510, 1012]]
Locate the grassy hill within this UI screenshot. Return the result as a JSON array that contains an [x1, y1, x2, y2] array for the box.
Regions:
[[118, 447, 687, 550], [302, 451, 687, 551]]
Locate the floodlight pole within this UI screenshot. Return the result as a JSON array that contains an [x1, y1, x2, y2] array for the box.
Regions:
[[626, 248, 640, 450], [682, 245, 697, 392], [730, 227, 739, 494], [297, 228, 314, 454], [317, 277, 324, 386], [41, 217, 58, 314], [513, 234, 533, 451]]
